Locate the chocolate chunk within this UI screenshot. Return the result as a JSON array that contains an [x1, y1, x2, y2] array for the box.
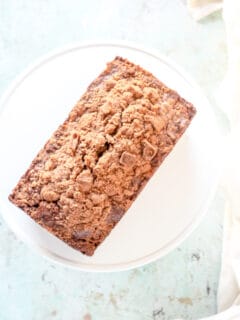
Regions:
[[72, 230, 92, 240], [45, 142, 58, 153], [41, 210, 52, 219], [35, 202, 59, 221], [131, 176, 142, 188], [167, 124, 178, 141], [142, 140, 158, 161], [34, 207, 50, 220], [77, 170, 93, 192], [70, 132, 79, 154], [108, 206, 125, 223], [151, 153, 161, 167], [44, 220, 55, 227], [120, 151, 136, 166]]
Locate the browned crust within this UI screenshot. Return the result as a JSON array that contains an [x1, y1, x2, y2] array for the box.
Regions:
[[9, 57, 196, 256]]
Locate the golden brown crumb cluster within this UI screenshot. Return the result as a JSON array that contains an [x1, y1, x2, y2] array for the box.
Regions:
[[9, 57, 196, 255]]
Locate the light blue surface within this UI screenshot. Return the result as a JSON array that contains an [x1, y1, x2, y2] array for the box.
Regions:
[[0, 1, 227, 319]]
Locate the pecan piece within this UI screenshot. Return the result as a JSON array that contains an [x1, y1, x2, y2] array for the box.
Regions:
[[142, 140, 158, 161], [77, 170, 93, 192], [120, 151, 136, 167]]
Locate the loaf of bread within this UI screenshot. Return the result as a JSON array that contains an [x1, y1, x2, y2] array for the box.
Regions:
[[9, 57, 196, 256]]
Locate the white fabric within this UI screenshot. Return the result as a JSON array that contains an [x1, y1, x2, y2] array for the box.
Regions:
[[187, 0, 222, 20], [218, 129, 240, 312], [185, 0, 240, 319], [217, 0, 240, 312], [217, 0, 240, 127]]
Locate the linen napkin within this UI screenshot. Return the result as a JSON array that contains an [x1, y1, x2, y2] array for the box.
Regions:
[[184, 0, 240, 319]]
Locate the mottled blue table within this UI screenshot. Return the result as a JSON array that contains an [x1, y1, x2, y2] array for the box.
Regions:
[[0, 1, 226, 319]]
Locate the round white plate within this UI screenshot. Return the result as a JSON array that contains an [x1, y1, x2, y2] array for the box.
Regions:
[[0, 42, 221, 271]]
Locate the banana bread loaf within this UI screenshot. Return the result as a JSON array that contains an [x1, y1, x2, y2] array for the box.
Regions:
[[9, 57, 196, 256]]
